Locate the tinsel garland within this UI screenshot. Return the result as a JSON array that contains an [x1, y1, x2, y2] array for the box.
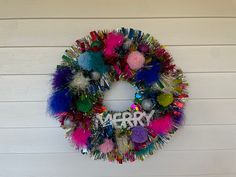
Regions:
[[48, 28, 188, 163]]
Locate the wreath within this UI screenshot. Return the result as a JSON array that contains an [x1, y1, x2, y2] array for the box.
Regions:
[[48, 28, 188, 163]]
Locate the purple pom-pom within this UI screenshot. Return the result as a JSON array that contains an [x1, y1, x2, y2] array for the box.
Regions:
[[48, 88, 72, 115], [52, 66, 73, 89], [130, 126, 148, 143], [135, 61, 160, 86], [173, 110, 184, 126]]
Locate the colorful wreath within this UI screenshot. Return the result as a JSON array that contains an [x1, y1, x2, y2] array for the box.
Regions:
[[48, 28, 188, 163]]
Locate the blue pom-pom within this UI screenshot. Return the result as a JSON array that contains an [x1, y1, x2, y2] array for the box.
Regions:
[[77, 51, 108, 74], [135, 61, 160, 86], [52, 66, 73, 89], [48, 88, 72, 115], [77, 52, 93, 71]]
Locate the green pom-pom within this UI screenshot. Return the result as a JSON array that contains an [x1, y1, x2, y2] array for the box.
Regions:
[[76, 97, 93, 113], [157, 93, 174, 107]]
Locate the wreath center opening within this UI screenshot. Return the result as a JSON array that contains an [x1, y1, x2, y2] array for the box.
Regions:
[[103, 81, 136, 112]]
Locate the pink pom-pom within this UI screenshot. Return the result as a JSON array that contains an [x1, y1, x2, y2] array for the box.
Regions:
[[99, 139, 114, 154], [127, 51, 145, 70], [104, 32, 124, 58], [148, 114, 173, 135], [71, 127, 91, 148]]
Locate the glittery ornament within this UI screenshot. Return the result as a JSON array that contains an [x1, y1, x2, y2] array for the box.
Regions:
[[63, 119, 74, 128], [91, 40, 102, 51], [91, 71, 101, 80], [141, 99, 154, 111], [135, 93, 142, 99]]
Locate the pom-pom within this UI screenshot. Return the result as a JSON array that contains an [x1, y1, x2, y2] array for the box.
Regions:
[[99, 139, 114, 153], [52, 66, 73, 89], [135, 61, 160, 86], [104, 32, 124, 59], [127, 51, 145, 70], [71, 127, 91, 148], [77, 51, 108, 74], [48, 28, 189, 162], [89, 52, 109, 73], [48, 88, 72, 115], [148, 114, 173, 135], [130, 126, 148, 143], [70, 72, 90, 90], [77, 52, 92, 70], [157, 93, 174, 107], [76, 96, 93, 113]]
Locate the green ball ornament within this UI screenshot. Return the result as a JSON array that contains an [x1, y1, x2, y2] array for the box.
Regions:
[[76, 97, 93, 112], [157, 93, 174, 107], [91, 41, 102, 50]]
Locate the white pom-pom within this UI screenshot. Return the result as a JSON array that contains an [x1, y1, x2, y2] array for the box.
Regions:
[[70, 72, 90, 90]]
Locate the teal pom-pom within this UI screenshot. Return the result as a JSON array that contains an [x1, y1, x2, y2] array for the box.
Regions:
[[77, 51, 109, 74]]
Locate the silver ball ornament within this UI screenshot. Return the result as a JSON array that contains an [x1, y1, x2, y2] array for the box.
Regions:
[[141, 99, 154, 111], [91, 72, 101, 80], [63, 119, 74, 128]]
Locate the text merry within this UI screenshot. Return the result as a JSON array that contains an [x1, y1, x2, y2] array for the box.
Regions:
[[96, 110, 155, 128]]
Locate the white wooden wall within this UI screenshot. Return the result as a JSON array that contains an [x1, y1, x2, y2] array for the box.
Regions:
[[0, 0, 236, 177]]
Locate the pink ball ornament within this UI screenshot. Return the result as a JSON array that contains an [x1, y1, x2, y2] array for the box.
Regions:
[[127, 51, 145, 70]]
